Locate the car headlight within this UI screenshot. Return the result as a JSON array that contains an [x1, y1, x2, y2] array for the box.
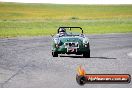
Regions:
[[54, 38, 60, 44], [83, 38, 89, 44]]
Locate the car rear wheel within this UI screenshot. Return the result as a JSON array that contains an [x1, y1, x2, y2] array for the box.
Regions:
[[52, 52, 58, 57], [83, 50, 90, 58]]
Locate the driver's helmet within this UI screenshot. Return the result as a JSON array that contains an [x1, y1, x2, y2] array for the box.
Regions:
[[59, 28, 66, 33], [59, 28, 66, 36]]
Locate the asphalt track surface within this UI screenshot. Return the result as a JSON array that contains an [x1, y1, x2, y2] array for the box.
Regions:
[[0, 33, 132, 88]]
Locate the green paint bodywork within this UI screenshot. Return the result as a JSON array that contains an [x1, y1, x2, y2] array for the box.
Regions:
[[52, 36, 90, 54], [52, 27, 90, 57]]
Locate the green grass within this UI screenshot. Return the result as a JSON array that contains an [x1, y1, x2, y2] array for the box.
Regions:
[[0, 2, 132, 37]]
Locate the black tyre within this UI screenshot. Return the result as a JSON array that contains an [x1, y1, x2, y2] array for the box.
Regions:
[[83, 43, 90, 58], [83, 50, 90, 58], [52, 52, 58, 57]]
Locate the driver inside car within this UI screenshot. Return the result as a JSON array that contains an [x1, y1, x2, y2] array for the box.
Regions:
[[58, 28, 67, 36]]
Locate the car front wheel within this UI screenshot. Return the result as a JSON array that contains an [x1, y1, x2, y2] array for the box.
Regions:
[[52, 52, 58, 57], [83, 50, 90, 58]]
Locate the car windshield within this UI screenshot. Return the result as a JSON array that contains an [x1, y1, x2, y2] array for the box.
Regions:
[[66, 32, 80, 36], [59, 27, 82, 33], [55, 32, 84, 38], [56, 27, 84, 37]]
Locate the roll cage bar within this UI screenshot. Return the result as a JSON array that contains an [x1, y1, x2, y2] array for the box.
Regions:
[[57, 27, 83, 34]]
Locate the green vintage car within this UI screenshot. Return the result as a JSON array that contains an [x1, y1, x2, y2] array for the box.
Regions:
[[52, 27, 90, 58]]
